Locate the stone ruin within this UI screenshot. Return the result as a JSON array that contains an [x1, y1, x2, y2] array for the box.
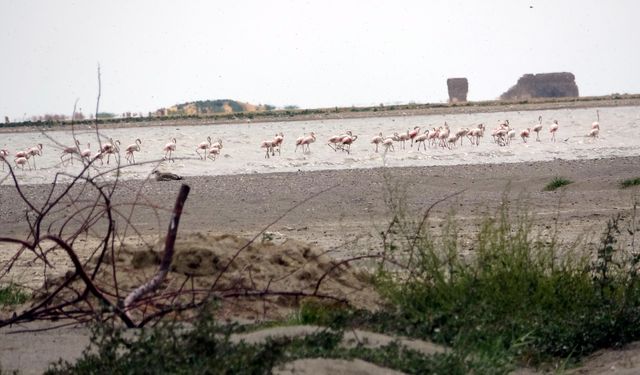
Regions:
[[500, 72, 579, 100], [447, 78, 468, 103]]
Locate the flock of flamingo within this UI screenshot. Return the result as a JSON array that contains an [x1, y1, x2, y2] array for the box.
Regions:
[[0, 111, 602, 172]]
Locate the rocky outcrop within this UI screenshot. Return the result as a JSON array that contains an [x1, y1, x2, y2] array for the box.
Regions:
[[500, 72, 579, 100], [447, 78, 468, 103]]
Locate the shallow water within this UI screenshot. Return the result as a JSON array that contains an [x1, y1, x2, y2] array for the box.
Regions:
[[1, 106, 639, 185]]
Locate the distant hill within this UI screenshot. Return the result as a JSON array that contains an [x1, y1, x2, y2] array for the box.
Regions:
[[156, 100, 274, 116], [500, 73, 579, 100]]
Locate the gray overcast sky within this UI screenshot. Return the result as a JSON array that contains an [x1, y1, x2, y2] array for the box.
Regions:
[[1, 0, 639, 120]]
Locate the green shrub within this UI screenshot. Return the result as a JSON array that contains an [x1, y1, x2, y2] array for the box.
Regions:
[[46, 305, 475, 374], [376, 202, 640, 365], [543, 177, 573, 191], [0, 284, 29, 306], [620, 177, 640, 189]]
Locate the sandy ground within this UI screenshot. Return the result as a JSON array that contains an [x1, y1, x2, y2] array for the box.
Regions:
[[1, 152, 640, 373]]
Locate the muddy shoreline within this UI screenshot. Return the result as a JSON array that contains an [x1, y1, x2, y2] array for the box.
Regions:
[[2, 155, 639, 254]]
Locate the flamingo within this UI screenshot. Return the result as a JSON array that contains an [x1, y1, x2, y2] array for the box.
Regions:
[[408, 126, 420, 147], [437, 123, 450, 148], [382, 137, 395, 152], [468, 124, 484, 146], [588, 125, 600, 139], [296, 132, 316, 153], [260, 139, 275, 158], [207, 145, 221, 161], [125, 138, 142, 164], [26, 143, 43, 169], [532, 116, 543, 141], [61, 140, 81, 165], [395, 131, 411, 149], [93, 149, 105, 165], [14, 156, 30, 170], [592, 110, 600, 129], [446, 133, 460, 149], [196, 136, 212, 160], [163, 138, 177, 162], [80, 143, 92, 160], [455, 128, 470, 146], [100, 139, 120, 164], [272, 133, 284, 156], [207, 139, 223, 161], [550, 120, 559, 142], [427, 127, 440, 147], [371, 132, 384, 152], [413, 129, 429, 151], [339, 133, 358, 154], [520, 128, 531, 143], [327, 134, 343, 151], [0, 149, 9, 170]]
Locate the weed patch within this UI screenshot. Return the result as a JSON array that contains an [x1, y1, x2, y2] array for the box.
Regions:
[[620, 177, 640, 189], [0, 284, 29, 306], [376, 202, 640, 366], [543, 177, 573, 191]]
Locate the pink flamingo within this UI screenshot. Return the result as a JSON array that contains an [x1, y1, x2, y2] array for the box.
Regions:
[[0, 149, 9, 170], [339, 133, 358, 154], [550, 120, 559, 142], [455, 128, 470, 146], [427, 127, 440, 147], [80, 143, 92, 160], [592, 110, 600, 129], [25, 143, 43, 169], [532, 116, 543, 141], [61, 140, 80, 166], [272, 133, 284, 156], [296, 132, 316, 153], [14, 156, 30, 170], [125, 138, 142, 164], [520, 128, 531, 143], [371, 132, 384, 152], [207, 145, 221, 161], [163, 138, 177, 162], [100, 139, 120, 164], [327, 134, 343, 151], [382, 136, 395, 152], [408, 126, 420, 147], [413, 130, 429, 151], [395, 131, 411, 149], [260, 139, 275, 158], [196, 136, 212, 160]]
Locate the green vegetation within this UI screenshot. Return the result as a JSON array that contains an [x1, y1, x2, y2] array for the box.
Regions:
[[46, 308, 471, 375], [373, 205, 640, 367], [0, 284, 29, 306], [620, 177, 640, 189], [46, 201, 640, 373], [543, 176, 573, 191]]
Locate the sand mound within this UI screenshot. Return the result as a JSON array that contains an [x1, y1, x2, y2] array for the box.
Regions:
[[128, 232, 380, 319], [35, 232, 380, 322]]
